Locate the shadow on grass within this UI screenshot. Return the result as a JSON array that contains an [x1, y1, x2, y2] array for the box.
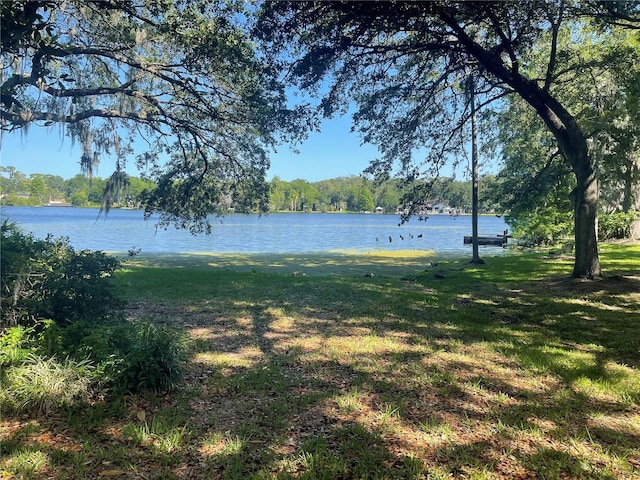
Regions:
[[121, 249, 450, 277], [2, 246, 639, 478]]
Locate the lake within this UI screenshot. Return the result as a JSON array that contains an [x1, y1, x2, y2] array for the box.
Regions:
[[1, 206, 509, 255]]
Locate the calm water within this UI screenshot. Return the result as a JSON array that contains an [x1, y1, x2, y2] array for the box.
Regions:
[[2, 206, 509, 255]]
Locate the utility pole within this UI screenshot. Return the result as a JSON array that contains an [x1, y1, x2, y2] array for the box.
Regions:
[[468, 73, 485, 265]]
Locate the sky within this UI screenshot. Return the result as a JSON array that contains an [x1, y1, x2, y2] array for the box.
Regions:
[[1, 114, 390, 183], [1, 112, 476, 183]]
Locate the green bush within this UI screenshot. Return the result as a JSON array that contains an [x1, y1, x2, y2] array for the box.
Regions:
[[65, 320, 185, 395], [0, 326, 35, 411], [598, 211, 639, 240], [1, 319, 185, 401], [1, 220, 124, 327], [118, 322, 185, 393], [507, 206, 573, 246], [0, 325, 34, 370], [1, 222, 184, 399]]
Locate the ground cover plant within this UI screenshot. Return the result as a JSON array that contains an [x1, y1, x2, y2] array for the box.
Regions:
[[1, 244, 639, 479], [0, 222, 185, 412]]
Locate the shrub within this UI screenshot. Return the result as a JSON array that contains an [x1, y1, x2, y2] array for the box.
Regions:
[[1, 355, 94, 414], [67, 320, 185, 395], [0, 325, 34, 370], [1, 319, 185, 401], [1, 222, 184, 398], [598, 211, 640, 240], [507, 206, 573, 246], [1, 220, 125, 327], [118, 322, 185, 393]]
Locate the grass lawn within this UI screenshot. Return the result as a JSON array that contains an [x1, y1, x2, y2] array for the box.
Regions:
[[1, 244, 639, 479]]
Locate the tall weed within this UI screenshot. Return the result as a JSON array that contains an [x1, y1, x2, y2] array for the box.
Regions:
[[0, 325, 34, 369]]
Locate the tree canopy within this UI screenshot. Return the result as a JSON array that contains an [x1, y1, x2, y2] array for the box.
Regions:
[[1, 0, 305, 232], [256, 0, 640, 277]]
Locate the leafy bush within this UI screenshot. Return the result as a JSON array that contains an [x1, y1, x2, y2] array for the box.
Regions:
[[0, 325, 34, 370], [1, 319, 185, 404], [598, 211, 640, 240], [118, 322, 185, 393], [1, 223, 184, 399], [1, 220, 124, 327], [66, 320, 185, 395], [507, 206, 573, 246]]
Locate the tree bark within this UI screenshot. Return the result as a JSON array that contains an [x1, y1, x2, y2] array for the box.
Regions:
[[571, 164, 601, 278]]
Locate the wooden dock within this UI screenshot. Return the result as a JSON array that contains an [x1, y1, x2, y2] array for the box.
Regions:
[[463, 234, 508, 246]]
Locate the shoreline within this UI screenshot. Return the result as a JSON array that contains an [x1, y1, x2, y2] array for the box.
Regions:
[[117, 248, 456, 277], [114, 241, 639, 277]]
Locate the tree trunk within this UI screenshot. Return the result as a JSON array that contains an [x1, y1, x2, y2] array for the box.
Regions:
[[621, 155, 639, 213], [622, 158, 631, 213], [460, 42, 603, 277], [514, 81, 602, 278], [571, 164, 601, 278]]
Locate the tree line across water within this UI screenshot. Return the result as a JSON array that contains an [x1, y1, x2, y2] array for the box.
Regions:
[[0, 166, 500, 215]]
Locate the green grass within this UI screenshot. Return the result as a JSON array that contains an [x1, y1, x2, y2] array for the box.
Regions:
[[2, 244, 639, 479]]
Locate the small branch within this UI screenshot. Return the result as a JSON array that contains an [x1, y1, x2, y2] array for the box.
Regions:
[[544, 3, 564, 92]]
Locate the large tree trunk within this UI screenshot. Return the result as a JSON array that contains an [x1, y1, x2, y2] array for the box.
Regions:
[[458, 42, 603, 277], [514, 81, 602, 278], [571, 163, 601, 278]]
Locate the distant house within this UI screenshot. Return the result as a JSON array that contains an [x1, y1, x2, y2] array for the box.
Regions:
[[375, 206, 384, 214], [47, 199, 72, 207], [429, 202, 447, 214]]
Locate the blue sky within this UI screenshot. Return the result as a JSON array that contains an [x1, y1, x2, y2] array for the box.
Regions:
[[2, 114, 389, 182], [2, 114, 477, 182]]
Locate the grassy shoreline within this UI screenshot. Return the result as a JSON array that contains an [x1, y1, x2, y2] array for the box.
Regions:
[[2, 244, 639, 479], [117, 249, 443, 277]]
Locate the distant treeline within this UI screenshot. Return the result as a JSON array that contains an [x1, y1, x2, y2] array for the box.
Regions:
[[0, 167, 155, 208], [0, 166, 500, 213], [268, 175, 500, 213]]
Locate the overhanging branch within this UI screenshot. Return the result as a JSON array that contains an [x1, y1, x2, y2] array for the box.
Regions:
[[1, 108, 160, 127]]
